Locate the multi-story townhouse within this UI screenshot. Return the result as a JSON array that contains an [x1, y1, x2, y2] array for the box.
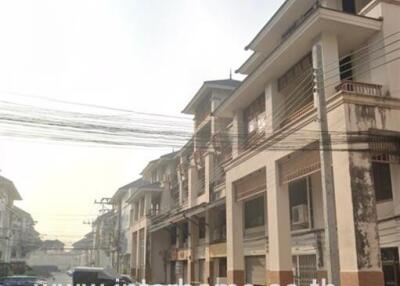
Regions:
[[72, 232, 94, 266], [92, 211, 114, 268], [127, 153, 178, 282], [9, 206, 41, 262], [211, 1, 400, 286], [147, 79, 239, 285], [111, 184, 134, 274], [0, 176, 22, 264]]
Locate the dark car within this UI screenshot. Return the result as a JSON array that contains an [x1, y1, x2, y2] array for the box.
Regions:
[[2, 276, 47, 286], [72, 267, 133, 286]]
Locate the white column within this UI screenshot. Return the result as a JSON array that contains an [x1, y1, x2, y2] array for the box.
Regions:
[[266, 162, 293, 286], [226, 174, 244, 285], [188, 159, 198, 208], [313, 32, 341, 99], [232, 110, 244, 158], [205, 149, 214, 202]]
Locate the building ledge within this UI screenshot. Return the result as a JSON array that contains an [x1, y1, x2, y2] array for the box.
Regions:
[[217, 7, 382, 118]]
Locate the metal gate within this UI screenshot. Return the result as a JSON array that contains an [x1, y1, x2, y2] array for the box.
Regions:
[[293, 254, 318, 286]]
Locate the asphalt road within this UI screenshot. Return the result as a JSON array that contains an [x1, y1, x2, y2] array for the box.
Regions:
[[49, 272, 72, 285]]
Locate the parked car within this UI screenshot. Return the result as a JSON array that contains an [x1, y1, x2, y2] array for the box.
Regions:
[[72, 267, 134, 286], [1, 276, 47, 286]]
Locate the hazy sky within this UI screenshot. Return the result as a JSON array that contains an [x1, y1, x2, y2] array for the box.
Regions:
[[0, 0, 284, 246]]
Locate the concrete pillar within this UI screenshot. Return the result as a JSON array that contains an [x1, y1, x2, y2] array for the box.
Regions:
[[204, 210, 212, 283], [332, 148, 384, 286], [135, 230, 140, 279], [265, 81, 283, 132], [188, 159, 198, 208], [381, 2, 400, 99], [178, 157, 184, 205], [145, 193, 152, 217], [266, 162, 293, 286], [188, 219, 198, 283], [391, 164, 400, 215], [232, 110, 245, 159], [226, 175, 244, 286], [313, 32, 341, 100], [205, 150, 214, 202]]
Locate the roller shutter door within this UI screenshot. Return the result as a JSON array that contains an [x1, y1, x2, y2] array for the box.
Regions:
[[245, 256, 266, 286]]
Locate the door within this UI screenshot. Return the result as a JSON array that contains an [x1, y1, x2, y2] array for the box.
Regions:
[[245, 256, 266, 286], [342, 0, 356, 13], [382, 248, 400, 286]]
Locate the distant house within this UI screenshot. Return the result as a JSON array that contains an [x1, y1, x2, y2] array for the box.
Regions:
[[10, 206, 41, 261], [0, 176, 22, 263], [72, 232, 94, 266], [40, 240, 65, 253]]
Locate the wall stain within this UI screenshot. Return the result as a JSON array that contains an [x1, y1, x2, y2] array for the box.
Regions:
[[349, 153, 378, 269]]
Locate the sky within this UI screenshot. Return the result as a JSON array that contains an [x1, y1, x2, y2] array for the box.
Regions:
[[0, 0, 284, 246]]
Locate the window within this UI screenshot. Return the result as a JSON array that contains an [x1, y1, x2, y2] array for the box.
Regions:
[[130, 208, 134, 226], [381, 248, 400, 286], [340, 56, 353, 81], [244, 196, 265, 229], [198, 217, 206, 240], [134, 202, 139, 221], [219, 258, 227, 278], [293, 255, 317, 286], [139, 198, 145, 218], [289, 176, 313, 231], [244, 93, 266, 135], [182, 223, 189, 246], [171, 226, 177, 245], [342, 0, 356, 14], [372, 162, 393, 202], [198, 259, 205, 283]]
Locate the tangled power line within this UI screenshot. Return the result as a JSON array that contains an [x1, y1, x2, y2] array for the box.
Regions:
[[0, 31, 399, 153]]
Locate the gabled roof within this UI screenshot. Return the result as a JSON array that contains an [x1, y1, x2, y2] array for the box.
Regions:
[[11, 206, 34, 222], [0, 176, 22, 200], [126, 181, 162, 203], [140, 151, 178, 175], [111, 178, 150, 203], [182, 79, 241, 114]]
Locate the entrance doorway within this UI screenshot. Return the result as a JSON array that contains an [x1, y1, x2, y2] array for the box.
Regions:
[[381, 248, 400, 286]]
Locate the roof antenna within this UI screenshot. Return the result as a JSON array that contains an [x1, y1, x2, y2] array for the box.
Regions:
[[229, 68, 232, 80]]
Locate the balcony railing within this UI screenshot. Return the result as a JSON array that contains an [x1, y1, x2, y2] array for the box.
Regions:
[[212, 131, 232, 162], [244, 130, 265, 150], [195, 108, 211, 129], [280, 101, 314, 127], [335, 80, 383, 97]]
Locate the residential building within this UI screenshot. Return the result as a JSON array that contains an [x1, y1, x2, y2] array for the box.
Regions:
[[92, 211, 114, 268], [72, 232, 94, 266], [0, 176, 22, 263], [144, 79, 239, 284], [87, 1, 400, 285], [39, 239, 65, 253], [9, 206, 41, 262], [127, 154, 178, 282], [111, 180, 145, 275], [212, 1, 400, 286]]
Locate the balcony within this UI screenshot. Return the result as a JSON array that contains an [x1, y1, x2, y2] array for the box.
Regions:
[[169, 247, 191, 261], [244, 130, 266, 151], [335, 80, 383, 97], [280, 101, 314, 127], [213, 131, 232, 162], [195, 104, 211, 129]]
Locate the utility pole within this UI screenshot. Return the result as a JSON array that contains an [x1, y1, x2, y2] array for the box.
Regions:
[[312, 43, 340, 285]]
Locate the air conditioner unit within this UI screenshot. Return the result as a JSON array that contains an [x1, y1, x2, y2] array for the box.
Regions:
[[292, 204, 309, 225]]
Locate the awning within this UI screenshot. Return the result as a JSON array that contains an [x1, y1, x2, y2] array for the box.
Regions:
[[149, 198, 225, 233], [369, 129, 400, 164], [235, 168, 266, 201], [279, 147, 320, 184]]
